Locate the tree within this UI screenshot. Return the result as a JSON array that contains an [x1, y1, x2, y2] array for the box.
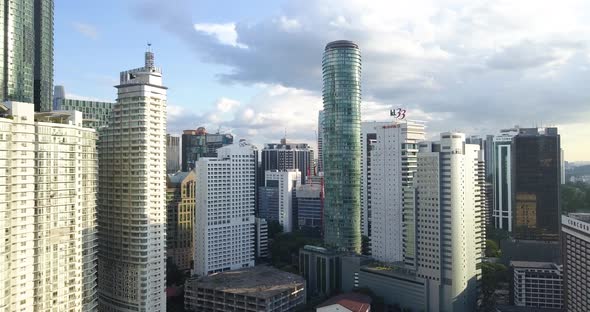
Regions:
[[561, 182, 590, 214], [485, 239, 501, 258], [361, 235, 371, 255], [267, 220, 284, 239], [480, 262, 508, 311]]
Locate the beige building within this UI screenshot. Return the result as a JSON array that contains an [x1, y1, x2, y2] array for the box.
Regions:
[[0, 101, 98, 311], [166, 171, 196, 271]]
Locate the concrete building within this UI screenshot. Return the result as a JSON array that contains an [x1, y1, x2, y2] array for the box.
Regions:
[[299, 245, 344, 297], [97, 49, 167, 312], [317, 110, 324, 173], [166, 134, 180, 173], [166, 171, 196, 272], [407, 133, 483, 312], [561, 213, 590, 312], [181, 127, 233, 171], [1, 0, 53, 112], [259, 170, 300, 232], [360, 121, 425, 262], [317, 293, 371, 312], [260, 140, 313, 185], [256, 217, 269, 259], [194, 141, 257, 276], [322, 40, 362, 253], [53, 85, 115, 130], [493, 128, 518, 232], [296, 182, 323, 232], [184, 266, 306, 312], [0, 101, 98, 311], [511, 261, 563, 309], [513, 127, 561, 241]]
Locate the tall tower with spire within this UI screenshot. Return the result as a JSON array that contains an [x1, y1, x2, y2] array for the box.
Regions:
[[97, 47, 167, 312]]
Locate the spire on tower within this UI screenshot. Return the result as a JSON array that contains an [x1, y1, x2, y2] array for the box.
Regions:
[[145, 43, 155, 69]]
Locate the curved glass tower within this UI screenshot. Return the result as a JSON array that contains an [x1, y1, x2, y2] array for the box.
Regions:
[[322, 40, 362, 253]]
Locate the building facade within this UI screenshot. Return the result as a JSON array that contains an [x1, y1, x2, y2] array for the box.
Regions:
[[296, 182, 323, 232], [181, 127, 233, 171], [317, 110, 324, 173], [53, 85, 115, 130], [255, 217, 269, 259], [166, 171, 196, 272], [561, 214, 590, 312], [259, 170, 300, 232], [97, 50, 167, 312], [166, 134, 180, 173], [322, 40, 362, 253], [184, 266, 306, 312], [299, 245, 343, 297], [493, 128, 518, 232], [260, 140, 312, 186], [361, 121, 425, 262], [511, 261, 563, 309], [194, 142, 257, 276], [1, 0, 53, 112], [513, 127, 561, 241], [0, 101, 98, 311], [408, 133, 483, 312]]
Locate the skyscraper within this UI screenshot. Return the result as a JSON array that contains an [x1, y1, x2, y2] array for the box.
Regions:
[[561, 213, 590, 312], [166, 134, 180, 173], [317, 110, 324, 173], [260, 140, 313, 185], [513, 127, 561, 241], [166, 171, 196, 272], [409, 133, 483, 312], [361, 120, 425, 262], [181, 127, 233, 171], [194, 141, 257, 276], [0, 0, 53, 112], [97, 49, 167, 312], [258, 170, 300, 232], [493, 128, 518, 232], [53, 85, 115, 130], [322, 40, 362, 253], [0, 101, 97, 311]]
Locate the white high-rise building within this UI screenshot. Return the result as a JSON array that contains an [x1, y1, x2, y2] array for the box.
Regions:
[[409, 133, 483, 312], [493, 128, 518, 232], [194, 141, 257, 276], [0, 101, 98, 311], [361, 121, 425, 262], [264, 170, 300, 232], [97, 50, 167, 312]]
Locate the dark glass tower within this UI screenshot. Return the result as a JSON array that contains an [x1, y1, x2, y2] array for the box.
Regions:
[[513, 127, 561, 240], [260, 140, 313, 185], [322, 40, 362, 253], [0, 0, 53, 112], [181, 127, 234, 171]]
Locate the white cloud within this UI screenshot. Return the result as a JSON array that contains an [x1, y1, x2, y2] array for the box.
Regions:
[[72, 22, 98, 39], [193, 23, 247, 48], [215, 97, 240, 112]]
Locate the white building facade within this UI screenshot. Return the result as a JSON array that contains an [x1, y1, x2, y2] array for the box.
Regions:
[[493, 128, 518, 232], [0, 101, 98, 311], [361, 121, 424, 262], [264, 170, 300, 232], [194, 142, 257, 276], [410, 133, 483, 312], [97, 51, 167, 312]]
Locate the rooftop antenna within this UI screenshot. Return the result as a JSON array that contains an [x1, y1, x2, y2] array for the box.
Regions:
[[145, 42, 154, 69]]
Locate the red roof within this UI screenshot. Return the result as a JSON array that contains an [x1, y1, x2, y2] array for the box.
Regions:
[[317, 293, 372, 312]]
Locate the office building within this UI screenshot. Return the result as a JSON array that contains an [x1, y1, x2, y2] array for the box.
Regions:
[[194, 141, 257, 276], [361, 121, 425, 262], [260, 140, 313, 185], [97, 50, 167, 312], [296, 182, 323, 232], [184, 266, 306, 312], [166, 134, 180, 173], [1, 0, 53, 112], [166, 171, 196, 272], [255, 218, 269, 259], [493, 128, 518, 232], [299, 245, 343, 297], [317, 110, 324, 173], [53, 85, 115, 130], [181, 127, 233, 171], [0, 101, 97, 311], [258, 170, 300, 232], [561, 213, 590, 312], [511, 261, 563, 309], [322, 40, 362, 253], [513, 127, 561, 240], [408, 133, 483, 312]]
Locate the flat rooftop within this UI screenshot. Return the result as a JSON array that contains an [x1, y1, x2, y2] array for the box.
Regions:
[[510, 261, 559, 270], [188, 266, 304, 299]]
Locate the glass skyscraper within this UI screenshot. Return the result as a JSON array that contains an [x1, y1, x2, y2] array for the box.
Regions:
[[0, 0, 54, 112], [322, 40, 362, 253]]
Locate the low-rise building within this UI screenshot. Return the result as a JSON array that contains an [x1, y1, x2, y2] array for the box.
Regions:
[[184, 266, 306, 312], [317, 292, 371, 312], [510, 261, 563, 309]]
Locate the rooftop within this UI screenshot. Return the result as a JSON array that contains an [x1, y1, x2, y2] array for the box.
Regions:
[[187, 266, 304, 299], [510, 261, 560, 270], [317, 292, 372, 312], [325, 40, 359, 51]]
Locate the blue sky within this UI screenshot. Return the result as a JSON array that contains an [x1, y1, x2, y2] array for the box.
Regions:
[[55, 0, 590, 161]]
